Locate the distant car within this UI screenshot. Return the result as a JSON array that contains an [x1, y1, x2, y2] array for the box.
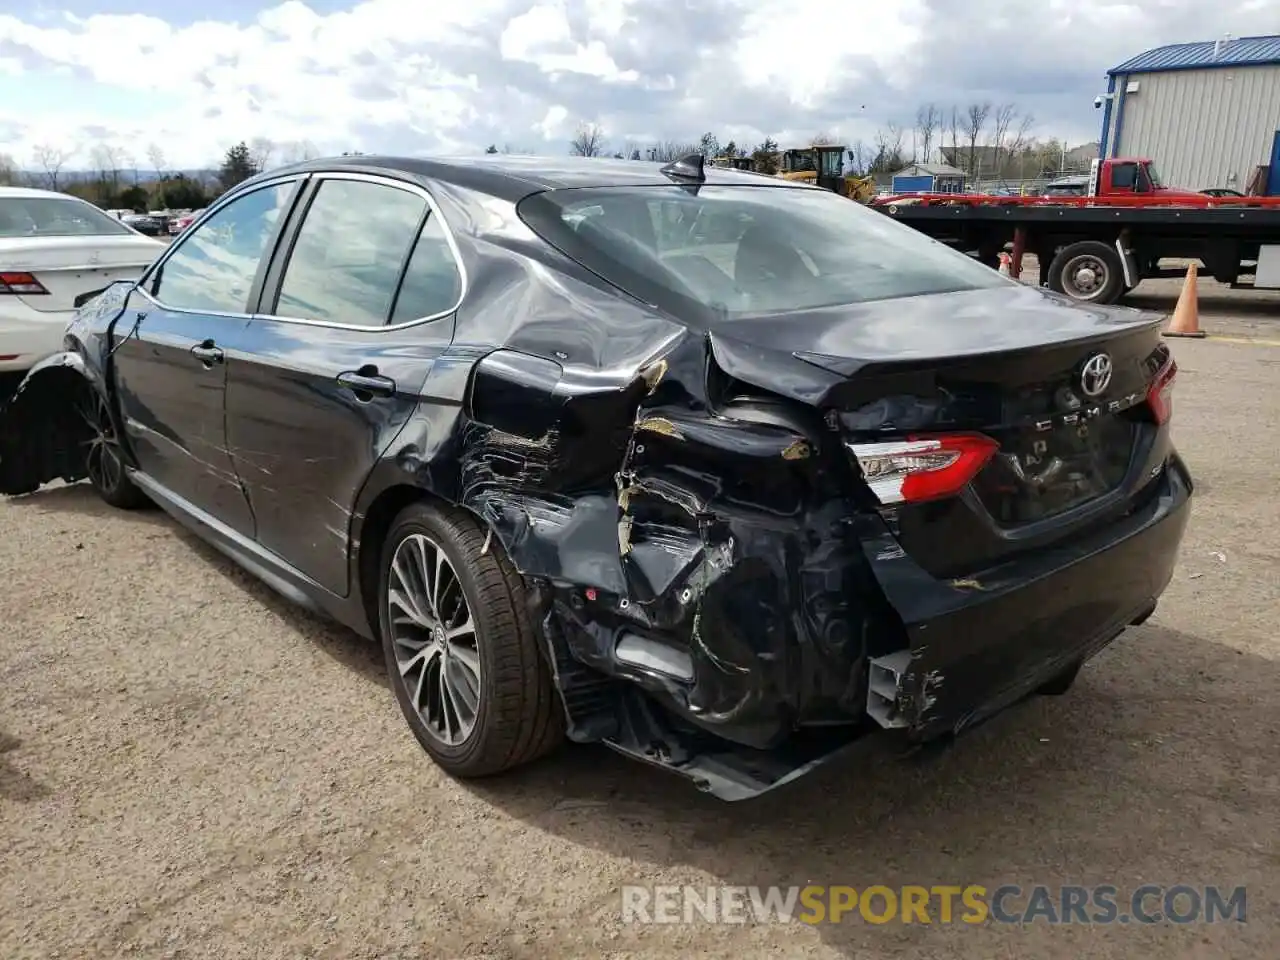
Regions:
[[168, 209, 205, 236], [122, 213, 165, 236], [1200, 188, 1245, 198], [1042, 176, 1089, 198], [0, 155, 1192, 801], [0, 186, 165, 376]]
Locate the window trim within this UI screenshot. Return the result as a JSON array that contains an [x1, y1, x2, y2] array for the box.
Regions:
[[253, 171, 468, 332], [136, 174, 309, 319]]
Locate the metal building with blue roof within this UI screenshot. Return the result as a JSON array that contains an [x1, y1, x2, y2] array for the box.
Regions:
[[1099, 35, 1280, 194]]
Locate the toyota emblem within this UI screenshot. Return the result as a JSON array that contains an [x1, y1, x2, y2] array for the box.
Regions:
[[1080, 353, 1113, 397]]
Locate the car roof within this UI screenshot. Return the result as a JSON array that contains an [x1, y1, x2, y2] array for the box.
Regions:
[[0, 185, 90, 201], [250, 153, 804, 203]]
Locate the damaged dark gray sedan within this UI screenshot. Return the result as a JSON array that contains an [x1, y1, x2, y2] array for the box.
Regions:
[[0, 154, 1192, 800]]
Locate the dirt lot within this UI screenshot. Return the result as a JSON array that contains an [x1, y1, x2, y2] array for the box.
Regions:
[[2, 278, 1278, 959]]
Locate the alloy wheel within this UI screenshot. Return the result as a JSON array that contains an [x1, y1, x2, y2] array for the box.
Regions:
[[79, 394, 124, 493], [387, 534, 482, 746]]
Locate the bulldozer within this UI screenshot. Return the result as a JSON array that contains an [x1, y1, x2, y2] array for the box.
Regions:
[[774, 144, 877, 203]]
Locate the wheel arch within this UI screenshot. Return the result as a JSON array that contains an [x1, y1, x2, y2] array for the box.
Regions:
[[355, 482, 447, 638], [0, 352, 109, 495]]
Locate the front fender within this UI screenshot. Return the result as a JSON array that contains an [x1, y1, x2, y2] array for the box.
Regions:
[[15, 350, 93, 393]]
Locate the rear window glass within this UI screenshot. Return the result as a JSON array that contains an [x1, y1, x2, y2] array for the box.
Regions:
[[0, 197, 134, 238], [517, 184, 1004, 319]]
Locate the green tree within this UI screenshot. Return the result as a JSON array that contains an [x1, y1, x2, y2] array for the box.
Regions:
[[159, 174, 207, 210], [218, 141, 257, 191], [117, 184, 150, 212], [699, 132, 720, 158], [751, 137, 779, 175]]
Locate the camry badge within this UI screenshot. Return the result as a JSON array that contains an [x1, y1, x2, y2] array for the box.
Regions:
[[1080, 353, 1113, 397]]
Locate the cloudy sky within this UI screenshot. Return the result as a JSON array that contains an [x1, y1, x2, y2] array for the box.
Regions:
[[0, 0, 1276, 170]]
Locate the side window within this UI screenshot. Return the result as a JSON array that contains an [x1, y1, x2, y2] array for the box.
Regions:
[[152, 183, 293, 313], [1111, 163, 1137, 190], [389, 215, 464, 323], [275, 179, 426, 327]]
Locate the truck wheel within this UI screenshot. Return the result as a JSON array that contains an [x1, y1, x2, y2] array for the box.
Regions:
[[1046, 241, 1124, 304]]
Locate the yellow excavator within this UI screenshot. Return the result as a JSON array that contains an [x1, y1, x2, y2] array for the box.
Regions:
[[774, 144, 876, 203]]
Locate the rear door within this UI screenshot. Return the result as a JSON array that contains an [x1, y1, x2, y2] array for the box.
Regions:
[[114, 177, 304, 537], [226, 173, 464, 596]]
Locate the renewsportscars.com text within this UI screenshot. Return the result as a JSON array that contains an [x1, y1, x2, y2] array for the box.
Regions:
[[621, 884, 1247, 925]]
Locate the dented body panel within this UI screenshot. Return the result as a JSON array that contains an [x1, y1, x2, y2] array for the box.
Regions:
[[0, 156, 1194, 800]]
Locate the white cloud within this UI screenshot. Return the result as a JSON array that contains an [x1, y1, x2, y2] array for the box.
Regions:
[[499, 1, 639, 81], [0, 0, 1272, 173]]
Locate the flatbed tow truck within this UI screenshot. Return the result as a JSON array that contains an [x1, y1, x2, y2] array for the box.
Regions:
[[870, 157, 1280, 305]]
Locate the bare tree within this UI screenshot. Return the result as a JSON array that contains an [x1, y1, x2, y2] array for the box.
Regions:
[[915, 103, 940, 164], [645, 140, 701, 163], [810, 131, 835, 146], [279, 139, 320, 165], [147, 143, 166, 180], [32, 144, 73, 192], [946, 106, 962, 168], [963, 101, 991, 179], [871, 124, 905, 173], [249, 136, 276, 173], [569, 123, 606, 157], [0, 152, 17, 186], [1007, 113, 1036, 177], [90, 146, 113, 202], [847, 140, 871, 176], [90, 144, 127, 198], [986, 105, 1038, 180]]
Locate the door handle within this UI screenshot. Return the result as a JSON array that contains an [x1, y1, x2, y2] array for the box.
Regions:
[[337, 368, 396, 399], [190, 339, 224, 365]]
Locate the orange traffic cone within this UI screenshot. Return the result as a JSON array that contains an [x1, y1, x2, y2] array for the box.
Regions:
[[1164, 263, 1206, 338]]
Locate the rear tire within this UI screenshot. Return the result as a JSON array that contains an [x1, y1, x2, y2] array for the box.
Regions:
[[378, 500, 564, 778], [1046, 241, 1124, 304]]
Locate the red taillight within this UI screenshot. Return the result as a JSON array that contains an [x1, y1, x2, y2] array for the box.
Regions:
[[0, 271, 49, 295], [848, 434, 1000, 504], [1147, 355, 1177, 425]]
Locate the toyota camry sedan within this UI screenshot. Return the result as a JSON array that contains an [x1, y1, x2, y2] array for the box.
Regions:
[[0, 154, 1191, 800]]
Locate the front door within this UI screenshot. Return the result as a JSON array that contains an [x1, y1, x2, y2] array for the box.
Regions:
[[226, 174, 464, 596], [114, 178, 303, 537]]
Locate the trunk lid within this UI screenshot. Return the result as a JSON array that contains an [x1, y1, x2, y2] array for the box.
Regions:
[[715, 284, 1170, 576], [0, 236, 162, 312]]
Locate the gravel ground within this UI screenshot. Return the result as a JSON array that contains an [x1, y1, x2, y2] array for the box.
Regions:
[[2, 282, 1278, 959]]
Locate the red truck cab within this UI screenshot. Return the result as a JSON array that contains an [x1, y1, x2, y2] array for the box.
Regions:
[[1089, 158, 1203, 199]]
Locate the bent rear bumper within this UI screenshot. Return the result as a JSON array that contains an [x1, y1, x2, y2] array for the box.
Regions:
[[865, 453, 1193, 740]]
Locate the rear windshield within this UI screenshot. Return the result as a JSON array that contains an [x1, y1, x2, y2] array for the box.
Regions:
[[0, 197, 135, 238], [517, 184, 1004, 319]]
